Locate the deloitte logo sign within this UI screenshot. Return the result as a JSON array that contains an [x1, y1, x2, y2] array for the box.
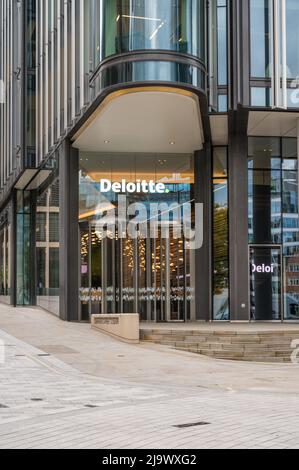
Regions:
[[99, 179, 170, 194], [251, 263, 274, 274]]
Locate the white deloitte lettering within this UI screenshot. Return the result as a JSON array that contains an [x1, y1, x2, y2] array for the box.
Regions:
[[252, 263, 274, 274], [100, 179, 166, 194]]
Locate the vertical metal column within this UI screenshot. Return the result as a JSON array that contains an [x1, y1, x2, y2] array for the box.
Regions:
[[59, 140, 79, 321], [194, 145, 212, 321], [228, 111, 249, 321]]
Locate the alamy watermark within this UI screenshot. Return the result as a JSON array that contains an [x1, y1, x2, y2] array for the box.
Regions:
[[289, 76, 299, 106], [291, 339, 299, 364], [0, 340, 5, 364], [0, 80, 5, 104], [91, 195, 204, 250]]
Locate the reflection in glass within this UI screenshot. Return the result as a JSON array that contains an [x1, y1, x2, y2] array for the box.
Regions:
[[217, 0, 227, 85], [0, 203, 11, 304], [213, 181, 229, 320], [248, 137, 282, 245], [36, 179, 60, 316], [248, 137, 299, 320], [250, 247, 281, 320], [16, 192, 32, 306], [213, 147, 229, 320], [251, 87, 271, 107], [79, 152, 195, 322], [95, 60, 205, 94], [97, 0, 205, 63], [286, 0, 299, 78], [250, 0, 271, 78]]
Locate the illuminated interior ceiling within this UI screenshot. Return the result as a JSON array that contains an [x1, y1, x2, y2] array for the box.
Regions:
[[72, 88, 204, 154], [79, 152, 194, 184]]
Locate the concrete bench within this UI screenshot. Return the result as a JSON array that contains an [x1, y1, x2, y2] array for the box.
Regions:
[[91, 314, 139, 344]]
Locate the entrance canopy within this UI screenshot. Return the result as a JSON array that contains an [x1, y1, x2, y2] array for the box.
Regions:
[[72, 87, 204, 154]]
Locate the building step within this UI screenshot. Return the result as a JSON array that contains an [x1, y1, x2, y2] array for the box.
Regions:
[[140, 327, 298, 363]]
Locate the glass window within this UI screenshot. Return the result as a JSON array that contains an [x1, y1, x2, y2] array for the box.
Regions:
[[36, 176, 60, 316], [49, 213, 59, 243], [248, 137, 299, 320], [217, 1, 227, 85], [218, 94, 227, 112], [213, 147, 228, 178], [36, 212, 46, 242], [250, 247, 281, 320], [251, 87, 271, 107], [0, 203, 11, 304], [49, 248, 59, 289], [79, 152, 196, 322], [96, 60, 205, 92], [16, 192, 33, 306], [287, 88, 299, 109], [250, 0, 271, 78], [286, 0, 299, 78], [213, 147, 229, 320], [96, 0, 205, 64]]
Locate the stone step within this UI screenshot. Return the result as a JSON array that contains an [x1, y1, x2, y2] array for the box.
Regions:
[[180, 349, 292, 363], [140, 327, 299, 363], [141, 331, 299, 343]]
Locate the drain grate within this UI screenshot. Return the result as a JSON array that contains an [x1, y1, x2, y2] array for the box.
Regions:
[[31, 398, 43, 402], [0, 404, 8, 409], [174, 421, 210, 429], [84, 404, 98, 408], [37, 354, 51, 357]]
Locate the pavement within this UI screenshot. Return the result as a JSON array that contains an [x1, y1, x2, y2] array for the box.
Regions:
[[0, 304, 299, 449]]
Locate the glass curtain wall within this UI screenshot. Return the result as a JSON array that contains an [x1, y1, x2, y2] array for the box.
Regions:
[[250, 0, 299, 107], [248, 137, 299, 320], [79, 152, 196, 322], [250, 0, 272, 106], [96, 0, 205, 64], [36, 178, 60, 316], [16, 191, 34, 306], [0, 203, 11, 305], [26, 0, 36, 167], [212, 147, 229, 320], [286, 0, 299, 79], [217, 0, 227, 111]]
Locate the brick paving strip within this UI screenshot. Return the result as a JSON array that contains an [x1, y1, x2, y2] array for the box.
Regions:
[[1, 327, 299, 449]]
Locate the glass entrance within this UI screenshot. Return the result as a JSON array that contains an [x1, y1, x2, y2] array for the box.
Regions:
[[79, 152, 196, 322], [250, 246, 282, 321], [79, 221, 194, 322]]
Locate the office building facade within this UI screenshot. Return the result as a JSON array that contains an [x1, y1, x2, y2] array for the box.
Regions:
[[1, 0, 299, 323]]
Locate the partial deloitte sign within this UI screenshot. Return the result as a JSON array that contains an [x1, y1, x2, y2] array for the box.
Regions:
[[0, 80, 5, 104], [251, 263, 274, 274]]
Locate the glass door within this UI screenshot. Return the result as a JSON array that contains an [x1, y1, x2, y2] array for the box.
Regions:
[[250, 245, 282, 321]]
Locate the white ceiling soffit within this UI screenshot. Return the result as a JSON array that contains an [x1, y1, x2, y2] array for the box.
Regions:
[[72, 89, 204, 154], [248, 111, 299, 137], [14, 169, 38, 190], [209, 115, 228, 145], [26, 170, 53, 190]]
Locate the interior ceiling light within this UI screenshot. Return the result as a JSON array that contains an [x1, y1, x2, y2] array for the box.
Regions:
[[121, 15, 161, 22], [104, 140, 110, 144], [169, 141, 175, 145], [150, 21, 165, 40]]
